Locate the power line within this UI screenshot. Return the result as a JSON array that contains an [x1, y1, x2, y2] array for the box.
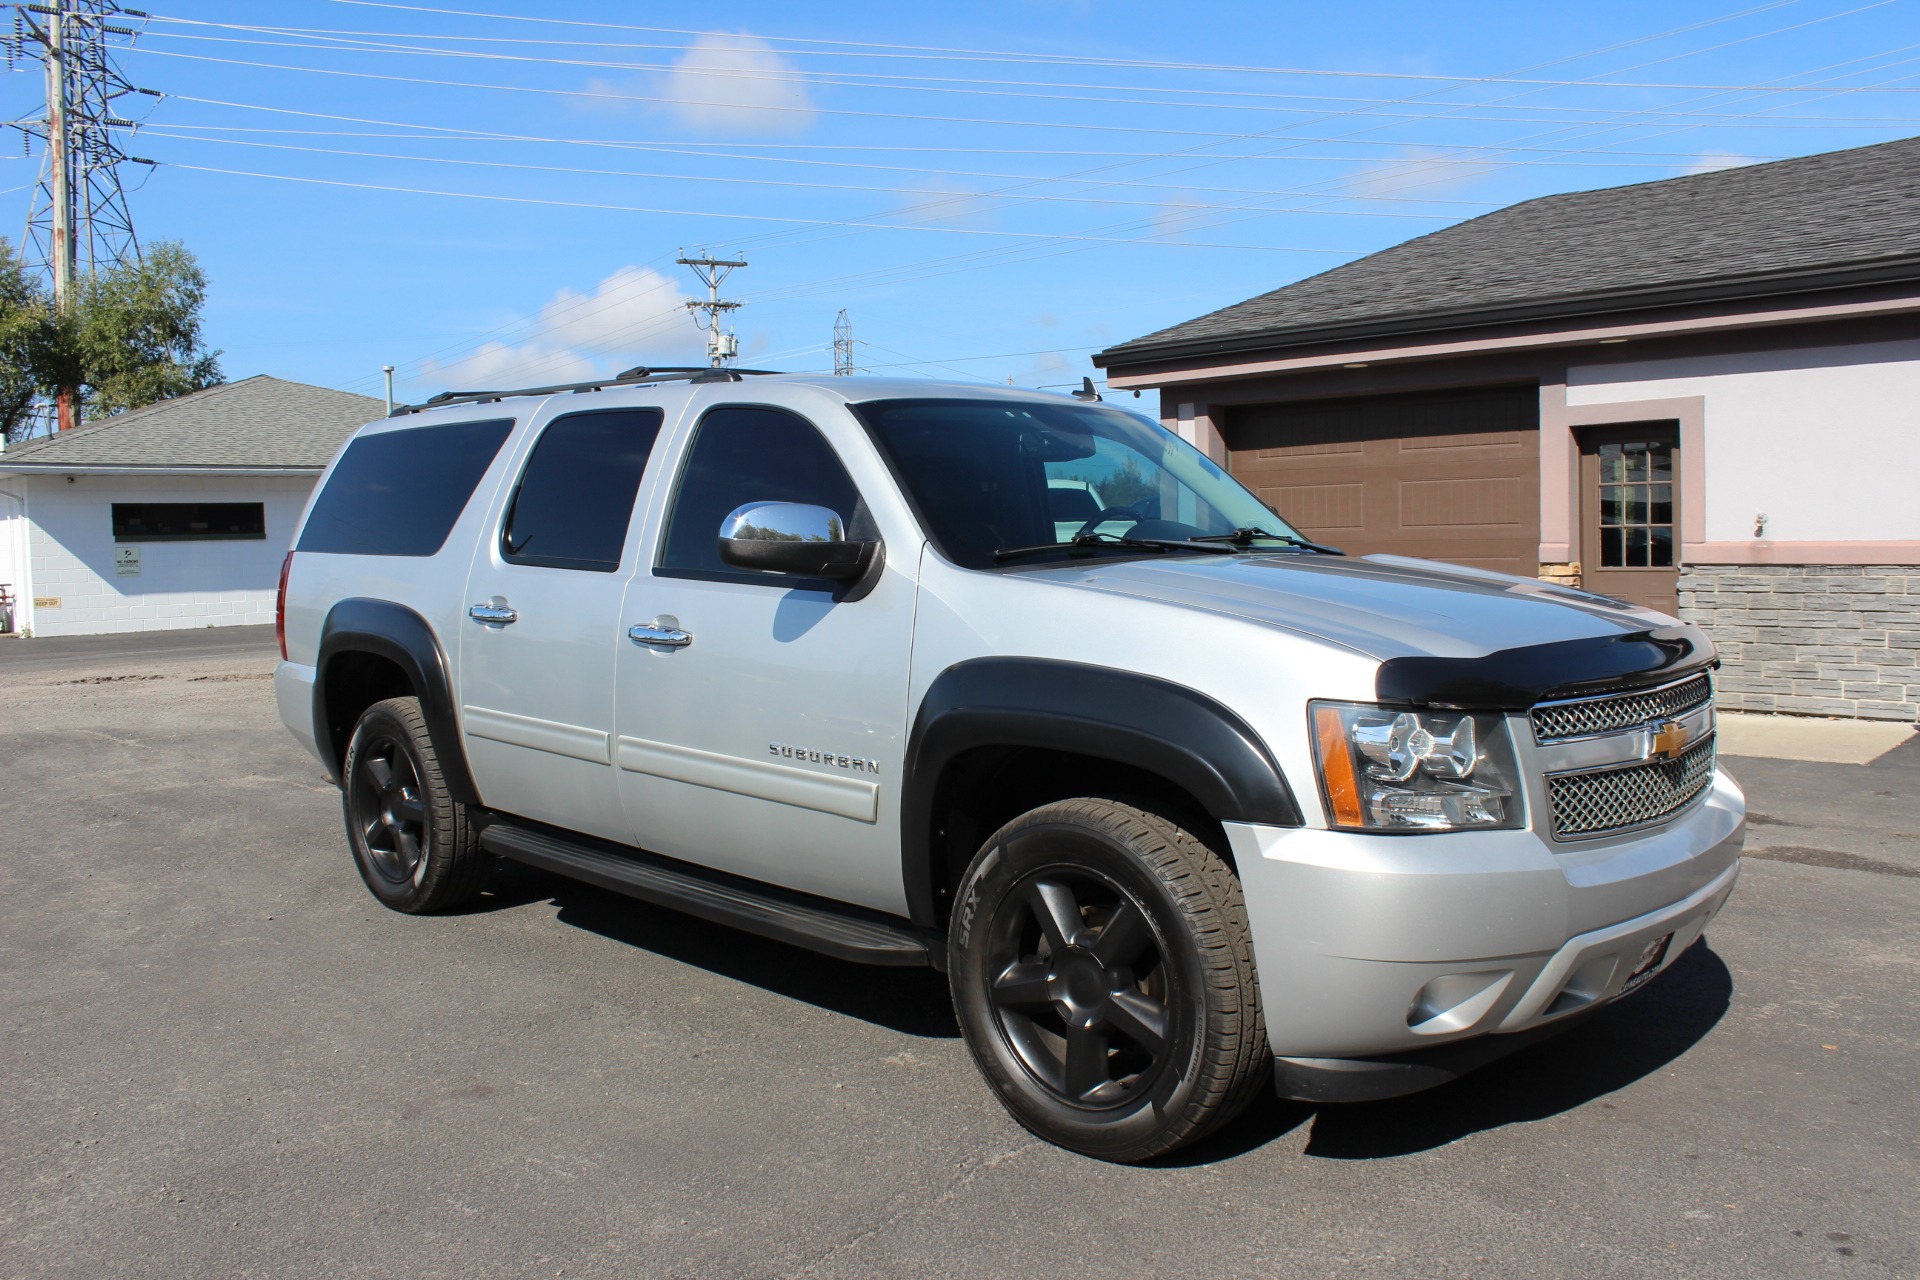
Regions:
[[128, 47, 1920, 143], [136, 131, 1473, 220], [129, 25, 1920, 122], [156, 162, 1368, 252], [309, 0, 1920, 92]]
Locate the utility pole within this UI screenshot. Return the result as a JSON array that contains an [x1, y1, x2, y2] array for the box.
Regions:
[[832, 309, 855, 376], [7, 1, 156, 430], [676, 252, 745, 368], [382, 365, 395, 417]]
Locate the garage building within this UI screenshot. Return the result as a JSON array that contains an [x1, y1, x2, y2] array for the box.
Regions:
[[1096, 137, 1920, 722], [0, 376, 381, 638]]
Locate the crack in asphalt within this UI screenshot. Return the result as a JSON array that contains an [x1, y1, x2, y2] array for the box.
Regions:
[[780, 1140, 1042, 1278]]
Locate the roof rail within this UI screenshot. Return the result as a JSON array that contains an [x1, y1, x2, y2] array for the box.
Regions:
[[389, 365, 786, 416]]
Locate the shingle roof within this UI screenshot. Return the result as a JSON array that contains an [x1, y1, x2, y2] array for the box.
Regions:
[[0, 376, 382, 472], [1098, 135, 1920, 369]]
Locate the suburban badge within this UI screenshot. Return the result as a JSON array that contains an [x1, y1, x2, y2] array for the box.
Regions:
[[770, 742, 880, 775]]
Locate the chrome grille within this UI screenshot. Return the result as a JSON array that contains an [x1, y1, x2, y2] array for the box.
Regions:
[[1547, 737, 1716, 838], [1532, 673, 1712, 743]]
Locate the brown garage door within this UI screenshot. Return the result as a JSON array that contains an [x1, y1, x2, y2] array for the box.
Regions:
[[1227, 385, 1540, 576]]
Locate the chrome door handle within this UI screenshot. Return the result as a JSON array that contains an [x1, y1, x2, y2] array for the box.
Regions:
[[468, 603, 519, 625], [628, 622, 692, 648]]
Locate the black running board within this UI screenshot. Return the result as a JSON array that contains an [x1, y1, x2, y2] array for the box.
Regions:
[[479, 819, 936, 968]]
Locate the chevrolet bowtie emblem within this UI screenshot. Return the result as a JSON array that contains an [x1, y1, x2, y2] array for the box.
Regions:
[[1650, 718, 1689, 762]]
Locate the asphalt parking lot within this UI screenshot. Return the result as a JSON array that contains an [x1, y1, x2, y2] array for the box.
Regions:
[[3, 628, 1917, 1279]]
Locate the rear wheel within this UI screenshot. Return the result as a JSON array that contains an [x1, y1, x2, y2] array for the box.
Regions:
[[948, 798, 1268, 1162], [342, 696, 486, 913]]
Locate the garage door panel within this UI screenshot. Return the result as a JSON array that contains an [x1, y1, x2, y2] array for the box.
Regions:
[[1258, 483, 1365, 530], [1400, 477, 1528, 528], [1226, 386, 1539, 574]]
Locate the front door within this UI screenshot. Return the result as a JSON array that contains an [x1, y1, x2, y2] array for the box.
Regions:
[[1578, 424, 1680, 615], [459, 405, 666, 843], [613, 404, 916, 916]]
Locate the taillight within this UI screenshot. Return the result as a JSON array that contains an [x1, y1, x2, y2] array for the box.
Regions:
[[275, 551, 294, 660]]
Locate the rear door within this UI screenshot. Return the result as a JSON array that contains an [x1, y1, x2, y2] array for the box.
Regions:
[[458, 403, 669, 842]]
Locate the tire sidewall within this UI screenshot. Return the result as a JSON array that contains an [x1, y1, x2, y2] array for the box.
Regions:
[[949, 814, 1213, 1161]]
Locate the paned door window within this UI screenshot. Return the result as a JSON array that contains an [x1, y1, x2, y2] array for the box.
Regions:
[[1596, 439, 1674, 569]]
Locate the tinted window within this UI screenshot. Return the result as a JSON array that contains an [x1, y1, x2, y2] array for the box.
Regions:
[[298, 418, 513, 557], [112, 502, 264, 541], [659, 406, 860, 578], [503, 408, 664, 572], [854, 398, 1297, 569]]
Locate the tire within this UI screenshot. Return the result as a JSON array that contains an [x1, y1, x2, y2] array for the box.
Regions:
[[948, 798, 1268, 1162], [340, 696, 487, 913]]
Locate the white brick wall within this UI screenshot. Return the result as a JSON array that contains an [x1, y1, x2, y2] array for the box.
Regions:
[[12, 473, 316, 637]]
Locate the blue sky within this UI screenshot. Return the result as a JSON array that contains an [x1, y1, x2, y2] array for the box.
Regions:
[[4, 0, 1917, 412]]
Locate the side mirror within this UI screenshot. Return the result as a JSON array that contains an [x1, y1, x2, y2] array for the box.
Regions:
[[717, 501, 876, 581]]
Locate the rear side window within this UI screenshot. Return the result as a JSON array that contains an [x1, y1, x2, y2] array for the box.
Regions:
[[502, 408, 664, 572], [298, 418, 513, 557], [658, 406, 860, 578]]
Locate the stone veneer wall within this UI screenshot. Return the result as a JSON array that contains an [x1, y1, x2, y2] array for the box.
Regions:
[[1678, 564, 1920, 722]]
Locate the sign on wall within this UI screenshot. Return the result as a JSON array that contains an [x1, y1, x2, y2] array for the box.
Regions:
[[115, 546, 141, 577], [33, 597, 59, 608]]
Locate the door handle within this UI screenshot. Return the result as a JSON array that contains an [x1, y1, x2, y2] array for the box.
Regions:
[[628, 622, 692, 649], [468, 603, 519, 625]]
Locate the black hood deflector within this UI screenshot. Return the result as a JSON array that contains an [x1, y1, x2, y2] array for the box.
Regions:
[[1375, 623, 1717, 710]]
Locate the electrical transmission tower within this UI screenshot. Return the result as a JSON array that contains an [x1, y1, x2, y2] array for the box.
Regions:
[[676, 252, 745, 368], [6, 1, 157, 431], [832, 309, 855, 376]]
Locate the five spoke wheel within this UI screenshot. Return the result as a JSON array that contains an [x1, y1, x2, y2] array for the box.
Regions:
[[986, 869, 1172, 1108], [348, 734, 431, 888]]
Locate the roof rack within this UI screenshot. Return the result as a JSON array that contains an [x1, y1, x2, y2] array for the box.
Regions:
[[389, 365, 786, 416]]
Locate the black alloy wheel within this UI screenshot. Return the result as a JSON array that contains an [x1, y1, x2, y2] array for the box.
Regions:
[[348, 734, 430, 890], [949, 798, 1268, 1162], [984, 867, 1173, 1109], [341, 696, 487, 913]]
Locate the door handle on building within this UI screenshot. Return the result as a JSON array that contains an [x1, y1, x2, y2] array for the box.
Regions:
[[468, 603, 519, 625], [628, 622, 692, 649]]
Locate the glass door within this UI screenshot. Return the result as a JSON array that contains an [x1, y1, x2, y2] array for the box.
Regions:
[[1578, 424, 1680, 615]]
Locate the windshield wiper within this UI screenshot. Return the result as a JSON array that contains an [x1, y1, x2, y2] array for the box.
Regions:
[[1188, 526, 1345, 555], [993, 532, 1175, 562]]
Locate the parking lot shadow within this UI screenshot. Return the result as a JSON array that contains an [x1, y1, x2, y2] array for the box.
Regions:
[[528, 870, 960, 1039], [1161, 940, 1735, 1166]]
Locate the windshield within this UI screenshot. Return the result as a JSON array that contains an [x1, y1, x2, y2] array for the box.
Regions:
[[853, 397, 1305, 569]]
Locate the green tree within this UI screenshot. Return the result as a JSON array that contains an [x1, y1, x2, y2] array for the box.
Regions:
[[0, 238, 222, 440], [72, 240, 222, 418], [0, 238, 48, 441]]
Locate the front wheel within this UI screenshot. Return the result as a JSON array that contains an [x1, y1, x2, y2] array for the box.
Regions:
[[341, 696, 486, 913], [948, 799, 1268, 1162]]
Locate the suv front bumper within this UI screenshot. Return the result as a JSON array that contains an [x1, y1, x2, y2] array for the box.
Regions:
[[1223, 769, 1745, 1099]]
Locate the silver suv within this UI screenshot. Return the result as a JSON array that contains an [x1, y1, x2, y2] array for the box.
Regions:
[[274, 369, 1745, 1162]]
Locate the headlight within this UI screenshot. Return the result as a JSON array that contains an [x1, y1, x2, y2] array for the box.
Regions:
[[1310, 701, 1522, 832]]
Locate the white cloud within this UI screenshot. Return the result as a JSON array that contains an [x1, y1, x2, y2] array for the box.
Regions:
[[425, 266, 705, 390], [1152, 197, 1208, 241], [1341, 148, 1494, 201], [1683, 151, 1756, 176], [584, 34, 817, 137]]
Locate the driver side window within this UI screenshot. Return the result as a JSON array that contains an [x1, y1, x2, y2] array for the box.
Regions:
[[658, 406, 862, 579]]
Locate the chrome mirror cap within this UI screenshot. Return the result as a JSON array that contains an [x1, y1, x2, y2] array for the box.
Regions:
[[717, 501, 874, 581]]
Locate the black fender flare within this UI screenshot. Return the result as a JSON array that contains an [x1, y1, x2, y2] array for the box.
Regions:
[[313, 597, 480, 806], [901, 657, 1301, 927]]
